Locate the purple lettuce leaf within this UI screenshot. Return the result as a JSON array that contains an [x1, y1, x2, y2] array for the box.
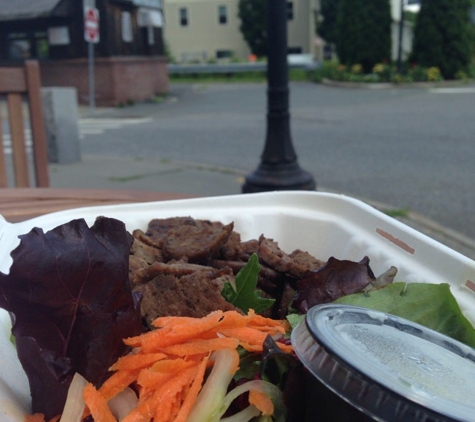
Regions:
[[0, 217, 143, 419], [292, 256, 376, 313]]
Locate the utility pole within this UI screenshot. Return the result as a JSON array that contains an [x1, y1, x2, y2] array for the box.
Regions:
[[397, 0, 405, 73], [242, 0, 316, 193]]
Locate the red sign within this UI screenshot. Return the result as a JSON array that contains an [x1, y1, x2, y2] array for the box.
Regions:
[[84, 7, 100, 43]]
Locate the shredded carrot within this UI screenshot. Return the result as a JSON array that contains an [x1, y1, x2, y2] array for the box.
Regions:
[[172, 355, 209, 422], [137, 358, 204, 402], [137, 360, 196, 391], [98, 368, 141, 401], [218, 326, 271, 350], [122, 364, 199, 422], [151, 364, 200, 421], [159, 337, 240, 356], [249, 389, 274, 415], [247, 310, 290, 328], [152, 315, 199, 328], [149, 357, 200, 373], [27, 310, 293, 422], [125, 310, 225, 352], [109, 352, 167, 371], [83, 383, 117, 422], [24, 414, 46, 422], [24, 414, 61, 422]]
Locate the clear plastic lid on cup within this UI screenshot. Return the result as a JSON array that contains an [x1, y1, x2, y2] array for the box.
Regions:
[[291, 304, 475, 422]]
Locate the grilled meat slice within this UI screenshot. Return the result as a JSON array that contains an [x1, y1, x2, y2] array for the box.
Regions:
[[134, 267, 239, 329]]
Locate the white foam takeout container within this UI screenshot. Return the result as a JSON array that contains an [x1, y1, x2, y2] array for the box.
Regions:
[[0, 191, 474, 419]]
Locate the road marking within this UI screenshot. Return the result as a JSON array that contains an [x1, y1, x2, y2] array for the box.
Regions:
[[430, 87, 475, 94], [1, 117, 153, 154], [1, 131, 32, 154], [78, 117, 153, 138]]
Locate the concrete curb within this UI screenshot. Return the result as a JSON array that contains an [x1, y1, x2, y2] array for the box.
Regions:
[[321, 78, 474, 90]]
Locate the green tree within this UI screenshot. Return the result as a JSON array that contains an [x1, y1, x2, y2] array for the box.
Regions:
[[336, 0, 391, 73], [411, 0, 473, 79], [238, 0, 267, 57], [317, 0, 341, 44]]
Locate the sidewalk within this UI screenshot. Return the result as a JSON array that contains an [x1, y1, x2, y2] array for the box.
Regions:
[[49, 154, 245, 197]]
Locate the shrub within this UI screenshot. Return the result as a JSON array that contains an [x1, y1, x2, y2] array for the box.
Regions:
[[336, 0, 391, 73], [409, 65, 428, 82], [313, 60, 347, 81], [455, 70, 468, 80], [411, 0, 472, 79], [427, 67, 443, 82], [372, 63, 393, 82], [351, 64, 363, 74], [238, 0, 267, 57], [317, 0, 341, 45], [314, 60, 448, 84]]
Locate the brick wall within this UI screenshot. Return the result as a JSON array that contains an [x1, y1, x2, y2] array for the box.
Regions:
[[40, 56, 169, 106]]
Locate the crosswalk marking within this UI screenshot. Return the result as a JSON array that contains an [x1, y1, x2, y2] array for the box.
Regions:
[[1, 131, 32, 154], [1, 117, 153, 153], [430, 87, 475, 94], [78, 117, 152, 138]]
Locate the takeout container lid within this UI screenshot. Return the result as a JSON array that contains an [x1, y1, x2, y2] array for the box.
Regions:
[[1, 191, 475, 421], [291, 304, 475, 422]]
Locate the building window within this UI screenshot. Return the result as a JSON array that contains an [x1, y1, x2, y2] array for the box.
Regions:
[[218, 5, 227, 24], [179, 7, 188, 26], [216, 49, 232, 59], [121, 12, 133, 42], [288, 47, 302, 54], [7, 31, 49, 60], [287, 1, 294, 20]]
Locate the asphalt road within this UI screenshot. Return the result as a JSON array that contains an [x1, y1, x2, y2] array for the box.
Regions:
[[79, 81, 475, 240]]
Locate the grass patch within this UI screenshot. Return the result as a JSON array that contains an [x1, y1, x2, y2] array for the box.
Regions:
[[171, 72, 266, 83], [109, 174, 147, 182], [289, 69, 315, 81], [384, 208, 410, 218], [170, 68, 315, 83]]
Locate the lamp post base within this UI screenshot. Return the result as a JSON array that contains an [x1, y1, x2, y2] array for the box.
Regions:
[[242, 161, 316, 193], [241, 0, 317, 195]]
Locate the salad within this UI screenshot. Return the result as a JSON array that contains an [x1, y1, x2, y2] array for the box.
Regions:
[[0, 215, 474, 422]]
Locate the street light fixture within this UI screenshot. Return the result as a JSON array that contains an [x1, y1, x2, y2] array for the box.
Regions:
[[242, 0, 316, 193]]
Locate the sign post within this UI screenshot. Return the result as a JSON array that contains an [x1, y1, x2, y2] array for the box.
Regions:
[[84, 7, 100, 113]]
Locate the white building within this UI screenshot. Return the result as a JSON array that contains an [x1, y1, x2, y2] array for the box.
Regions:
[[163, 0, 414, 64], [163, 0, 320, 63]]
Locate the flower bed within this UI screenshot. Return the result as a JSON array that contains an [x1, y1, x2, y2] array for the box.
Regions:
[[313, 60, 473, 85]]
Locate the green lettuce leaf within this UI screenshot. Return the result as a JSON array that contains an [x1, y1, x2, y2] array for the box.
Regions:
[[286, 313, 305, 331], [222, 253, 275, 313], [335, 282, 475, 348]]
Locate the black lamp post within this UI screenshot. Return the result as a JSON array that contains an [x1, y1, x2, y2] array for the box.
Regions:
[[242, 0, 316, 193]]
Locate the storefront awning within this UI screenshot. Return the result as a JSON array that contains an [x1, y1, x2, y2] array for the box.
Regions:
[[137, 8, 163, 27], [131, 0, 161, 9], [0, 0, 63, 21]]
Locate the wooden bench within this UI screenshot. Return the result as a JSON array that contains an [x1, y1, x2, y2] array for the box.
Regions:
[[0, 60, 49, 187], [0, 188, 195, 222]]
